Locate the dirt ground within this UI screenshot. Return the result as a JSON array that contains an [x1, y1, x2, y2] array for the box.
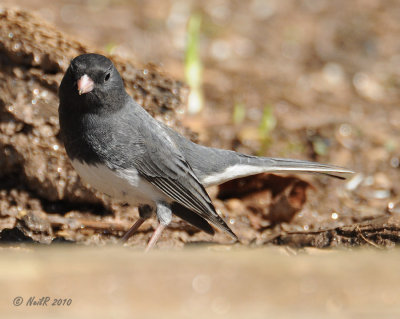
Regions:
[[1, 0, 399, 248], [1, 1, 400, 318]]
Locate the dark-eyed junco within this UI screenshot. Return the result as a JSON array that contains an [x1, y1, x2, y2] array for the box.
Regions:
[[58, 53, 353, 251]]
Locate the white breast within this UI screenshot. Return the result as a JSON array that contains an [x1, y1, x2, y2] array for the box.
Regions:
[[71, 160, 169, 206]]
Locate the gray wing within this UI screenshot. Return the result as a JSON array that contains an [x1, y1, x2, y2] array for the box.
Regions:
[[133, 115, 237, 239]]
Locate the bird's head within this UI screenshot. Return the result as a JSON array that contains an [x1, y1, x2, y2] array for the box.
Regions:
[[59, 53, 127, 113]]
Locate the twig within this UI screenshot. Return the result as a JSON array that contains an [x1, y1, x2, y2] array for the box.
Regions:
[[356, 226, 382, 249]]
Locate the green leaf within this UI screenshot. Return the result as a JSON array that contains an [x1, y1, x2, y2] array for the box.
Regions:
[[233, 102, 246, 125], [185, 13, 204, 114]]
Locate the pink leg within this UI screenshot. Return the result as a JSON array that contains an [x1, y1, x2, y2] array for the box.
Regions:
[[121, 217, 146, 243], [145, 224, 166, 252]]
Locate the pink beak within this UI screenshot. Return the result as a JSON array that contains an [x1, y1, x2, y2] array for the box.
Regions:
[[77, 74, 94, 95]]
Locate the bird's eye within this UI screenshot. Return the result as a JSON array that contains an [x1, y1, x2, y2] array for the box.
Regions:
[[104, 73, 111, 82]]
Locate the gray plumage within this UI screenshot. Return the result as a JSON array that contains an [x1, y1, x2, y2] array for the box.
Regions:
[[58, 53, 354, 249]]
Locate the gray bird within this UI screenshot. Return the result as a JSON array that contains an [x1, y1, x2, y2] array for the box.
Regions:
[[58, 53, 354, 251]]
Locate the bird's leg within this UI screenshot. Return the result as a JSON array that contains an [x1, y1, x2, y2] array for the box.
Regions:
[[121, 204, 153, 243], [121, 218, 145, 242], [145, 224, 166, 252], [145, 201, 172, 252]]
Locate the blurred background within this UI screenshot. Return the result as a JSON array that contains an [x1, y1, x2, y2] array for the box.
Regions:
[[1, 0, 400, 318]]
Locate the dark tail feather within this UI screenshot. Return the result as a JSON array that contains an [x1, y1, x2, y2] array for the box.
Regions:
[[171, 202, 215, 235]]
